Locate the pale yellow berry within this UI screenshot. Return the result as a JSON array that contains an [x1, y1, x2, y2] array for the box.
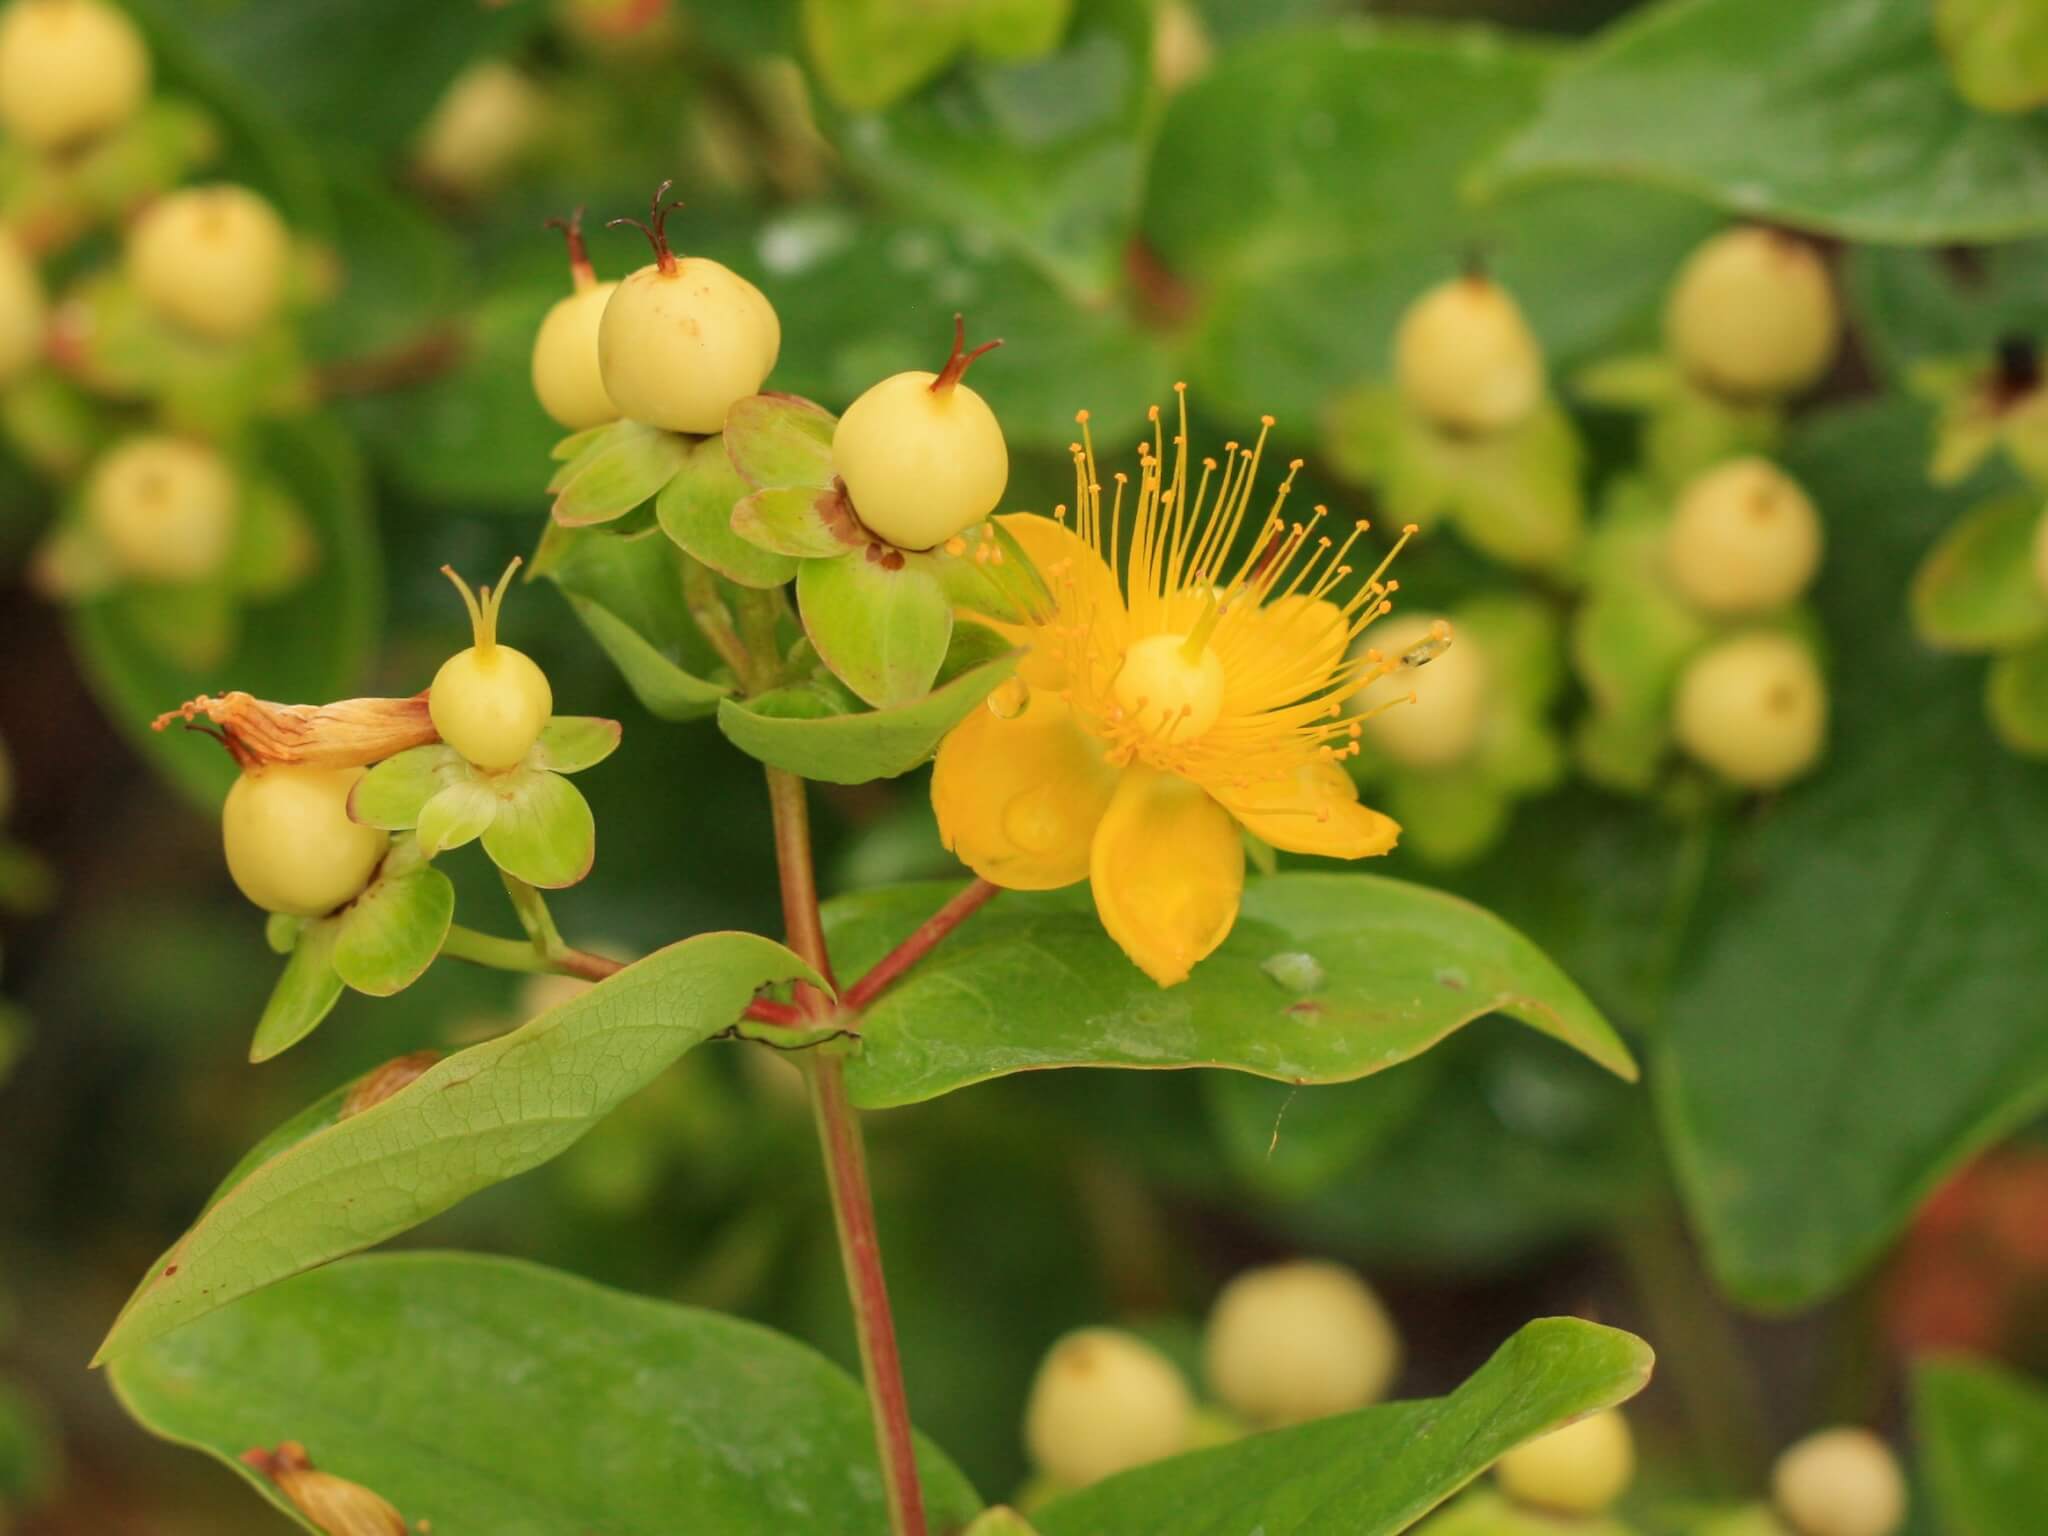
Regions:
[[127, 185, 292, 342], [1202, 1260, 1400, 1426], [0, 0, 149, 150], [1393, 274, 1545, 435], [532, 280, 620, 431], [223, 765, 387, 917], [1024, 1327, 1193, 1487], [85, 434, 237, 584], [833, 318, 1009, 549], [597, 253, 778, 434], [430, 559, 553, 772], [1666, 228, 1838, 400], [414, 59, 544, 194], [1495, 1410, 1636, 1516], [2032, 505, 2048, 602], [1771, 1428, 1906, 1536], [1665, 457, 1823, 615], [1358, 613, 1488, 769], [0, 223, 46, 386], [1673, 630, 1826, 789]]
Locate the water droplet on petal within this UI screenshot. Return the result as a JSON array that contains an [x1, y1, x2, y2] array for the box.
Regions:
[[987, 678, 1030, 720], [1262, 951, 1325, 994]]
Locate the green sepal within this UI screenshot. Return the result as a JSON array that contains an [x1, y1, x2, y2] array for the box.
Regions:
[[717, 639, 1022, 784], [529, 716, 622, 774], [0, 370, 109, 478], [1575, 706, 1670, 796], [797, 549, 954, 708], [934, 517, 1053, 624], [551, 420, 694, 528], [1419, 1488, 1638, 1536], [549, 422, 615, 464], [732, 484, 859, 559], [1573, 478, 1713, 721], [1988, 633, 2048, 756], [332, 859, 455, 998], [263, 912, 303, 957], [479, 770, 597, 889], [969, 0, 1073, 57], [416, 780, 498, 857], [724, 391, 837, 490], [348, 744, 465, 831], [1909, 492, 2048, 653], [249, 917, 345, 1064], [656, 436, 802, 588]]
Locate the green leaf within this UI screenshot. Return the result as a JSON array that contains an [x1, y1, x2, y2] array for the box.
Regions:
[[532, 523, 733, 722], [552, 420, 695, 529], [108, 1253, 983, 1536], [331, 864, 454, 997], [718, 646, 1021, 785], [724, 391, 837, 490], [1203, 1058, 1444, 1201], [67, 415, 381, 810], [529, 716, 623, 775], [803, 0, 967, 112], [1917, 1357, 2048, 1536], [1659, 399, 2048, 1309], [733, 484, 858, 559], [248, 918, 345, 1065], [95, 932, 821, 1363], [829, 874, 1635, 1109], [226, 479, 314, 600], [1910, 493, 2048, 653], [348, 744, 463, 830], [1418, 1490, 1638, 1536], [1492, 0, 2048, 245], [1937, 0, 2048, 116], [1035, 1317, 1653, 1536], [1987, 635, 2048, 756], [1845, 243, 2048, 386], [480, 771, 596, 889], [798, 552, 955, 708], [656, 437, 802, 589]]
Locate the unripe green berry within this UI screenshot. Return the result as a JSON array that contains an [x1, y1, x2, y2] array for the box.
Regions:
[[1202, 1259, 1400, 1426], [1770, 1428, 1906, 1536], [1393, 273, 1545, 435], [1024, 1327, 1192, 1487], [0, 0, 149, 150], [222, 765, 387, 917], [833, 318, 1008, 549], [430, 559, 553, 772], [1665, 457, 1823, 615], [127, 185, 292, 343], [1674, 630, 1826, 789], [1665, 228, 1838, 401], [1359, 613, 1488, 769], [0, 223, 46, 387], [1494, 1409, 1636, 1516], [85, 433, 237, 584], [415, 59, 544, 194]]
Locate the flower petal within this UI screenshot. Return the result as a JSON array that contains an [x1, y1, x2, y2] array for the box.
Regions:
[[1213, 759, 1399, 860], [932, 690, 1116, 890], [975, 513, 1122, 691], [1089, 767, 1244, 987], [1217, 594, 1349, 716]]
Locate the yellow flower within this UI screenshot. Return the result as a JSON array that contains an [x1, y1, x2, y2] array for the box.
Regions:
[[932, 386, 1420, 986]]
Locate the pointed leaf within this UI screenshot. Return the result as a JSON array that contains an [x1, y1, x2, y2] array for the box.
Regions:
[[331, 866, 455, 997], [248, 918, 345, 1064], [798, 551, 954, 708], [656, 436, 802, 588], [1035, 1318, 1653, 1536], [1910, 493, 2048, 653], [107, 1253, 983, 1536], [95, 932, 822, 1362], [724, 391, 837, 490], [528, 716, 622, 775], [415, 780, 498, 857], [733, 484, 860, 559], [1987, 635, 2048, 757], [1917, 1357, 2048, 1536], [551, 420, 693, 528], [829, 874, 1635, 1109], [718, 646, 1022, 785], [480, 770, 596, 889], [348, 744, 464, 831]]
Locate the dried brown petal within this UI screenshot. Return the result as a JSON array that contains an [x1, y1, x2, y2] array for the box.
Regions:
[[241, 1442, 408, 1536], [153, 691, 437, 770], [340, 1050, 441, 1119]]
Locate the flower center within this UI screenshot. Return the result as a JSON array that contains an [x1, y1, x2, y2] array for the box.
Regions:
[[1114, 632, 1226, 742]]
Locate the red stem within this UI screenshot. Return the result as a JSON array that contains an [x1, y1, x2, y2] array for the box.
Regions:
[[762, 767, 926, 1536], [744, 997, 804, 1027], [842, 879, 999, 1013], [557, 947, 625, 982]]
